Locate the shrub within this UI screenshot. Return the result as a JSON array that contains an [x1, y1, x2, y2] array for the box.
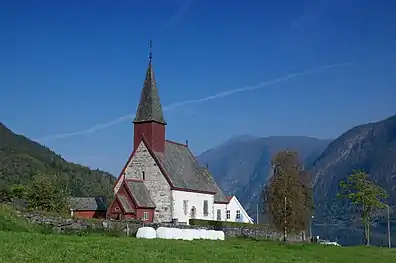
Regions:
[[189, 219, 272, 229]]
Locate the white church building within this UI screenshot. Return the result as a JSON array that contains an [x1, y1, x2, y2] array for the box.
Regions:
[[107, 47, 252, 225]]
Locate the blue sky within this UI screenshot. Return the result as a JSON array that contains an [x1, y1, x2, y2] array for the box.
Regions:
[[1, 0, 395, 175]]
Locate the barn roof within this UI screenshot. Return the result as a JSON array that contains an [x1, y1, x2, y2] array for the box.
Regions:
[[69, 197, 107, 211], [125, 180, 156, 208], [133, 58, 166, 125], [154, 141, 229, 203]]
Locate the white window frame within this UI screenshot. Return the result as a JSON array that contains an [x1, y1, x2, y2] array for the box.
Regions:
[[226, 210, 230, 219], [203, 200, 209, 216], [183, 200, 189, 215], [143, 211, 149, 221], [216, 209, 221, 220], [236, 210, 241, 219]]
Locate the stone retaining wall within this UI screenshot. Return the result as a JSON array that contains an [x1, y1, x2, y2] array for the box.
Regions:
[[20, 211, 304, 242]]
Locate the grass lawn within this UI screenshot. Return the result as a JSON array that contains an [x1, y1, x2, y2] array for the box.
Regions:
[[0, 231, 395, 263], [0, 204, 39, 232]]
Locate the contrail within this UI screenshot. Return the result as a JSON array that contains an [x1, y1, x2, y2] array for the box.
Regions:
[[36, 60, 353, 142]]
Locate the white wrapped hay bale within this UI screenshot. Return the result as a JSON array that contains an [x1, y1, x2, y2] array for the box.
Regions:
[[170, 227, 183, 240], [190, 229, 202, 239], [206, 230, 218, 240], [156, 227, 183, 239], [214, 230, 225, 240], [136, 227, 156, 239], [198, 229, 209, 239], [181, 229, 194, 241]]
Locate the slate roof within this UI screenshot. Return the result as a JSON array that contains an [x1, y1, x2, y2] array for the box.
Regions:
[[69, 197, 107, 211], [154, 141, 229, 203], [117, 194, 135, 213], [133, 62, 167, 125], [125, 180, 156, 208]]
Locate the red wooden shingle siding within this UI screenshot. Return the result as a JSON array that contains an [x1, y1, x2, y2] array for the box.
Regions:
[[108, 183, 154, 222], [134, 122, 165, 153], [73, 210, 106, 219]]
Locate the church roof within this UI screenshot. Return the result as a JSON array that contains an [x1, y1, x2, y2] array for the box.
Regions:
[[125, 180, 156, 208], [133, 61, 167, 125], [154, 140, 229, 203], [117, 194, 135, 213]]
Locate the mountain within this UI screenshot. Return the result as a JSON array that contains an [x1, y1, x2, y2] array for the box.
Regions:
[[312, 114, 396, 246], [198, 135, 331, 217], [0, 123, 115, 202]]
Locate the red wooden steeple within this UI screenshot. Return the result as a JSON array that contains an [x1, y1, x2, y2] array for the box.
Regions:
[[133, 41, 167, 153]]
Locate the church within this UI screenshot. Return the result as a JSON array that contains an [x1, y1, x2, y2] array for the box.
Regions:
[[107, 47, 248, 224]]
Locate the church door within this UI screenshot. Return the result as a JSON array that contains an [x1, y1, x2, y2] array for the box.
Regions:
[[190, 206, 196, 219], [217, 209, 221, 220]]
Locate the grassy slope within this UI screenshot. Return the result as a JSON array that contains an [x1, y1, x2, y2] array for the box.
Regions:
[[0, 232, 395, 263], [0, 204, 40, 232]]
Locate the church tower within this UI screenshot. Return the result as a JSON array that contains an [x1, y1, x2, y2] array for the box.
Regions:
[[133, 41, 167, 153]]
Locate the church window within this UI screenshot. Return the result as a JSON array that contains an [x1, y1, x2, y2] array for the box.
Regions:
[[142, 171, 145, 180], [226, 210, 230, 219], [183, 200, 188, 215], [217, 209, 221, 220], [203, 200, 209, 216], [143, 212, 149, 221], [236, 210, 241, 219]]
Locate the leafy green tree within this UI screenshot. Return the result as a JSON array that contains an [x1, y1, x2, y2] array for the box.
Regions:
[[27, 174, 69, 213], [10, 184, 26, 199], [337, 170, 388, 246], [0, 187, 12, 202], [266, 151, 313, 242]]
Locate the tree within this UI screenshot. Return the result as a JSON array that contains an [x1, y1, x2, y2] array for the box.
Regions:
[[27, 173, 69, 213], [337, 169, 388, 246], [0, 187, 11, 203], [10, 184, 26, 199], [265, 150, 313, 242]]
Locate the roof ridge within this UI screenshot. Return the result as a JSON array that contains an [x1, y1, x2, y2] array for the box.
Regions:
[[165, 140, 187, 147]]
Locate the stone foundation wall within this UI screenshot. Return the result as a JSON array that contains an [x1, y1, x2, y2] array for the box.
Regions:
[[20, 211, 305, 242]]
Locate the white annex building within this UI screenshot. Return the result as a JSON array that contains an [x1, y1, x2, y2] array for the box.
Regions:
[[223, 196, 254, 224], [107, 47, 252, 225]]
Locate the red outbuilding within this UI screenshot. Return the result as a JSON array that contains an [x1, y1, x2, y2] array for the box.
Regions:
[[69, 197, 107, 219]]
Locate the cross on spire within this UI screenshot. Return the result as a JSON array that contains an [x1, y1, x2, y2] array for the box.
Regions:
[[133, 40, 167, 125], [149, 40, 153, 63]]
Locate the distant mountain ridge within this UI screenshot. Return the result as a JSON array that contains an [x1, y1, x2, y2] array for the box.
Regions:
[[199, 114, 396, 246], [198, 135, 331, 216], [311, 114, 396, 245], [0, 122, 115, 201]]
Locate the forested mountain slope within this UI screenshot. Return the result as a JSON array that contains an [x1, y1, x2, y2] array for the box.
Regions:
[[0, 123, 115, 201]]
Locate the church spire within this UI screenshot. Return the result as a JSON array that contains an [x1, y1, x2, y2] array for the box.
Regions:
[[133, 40, 167, 125]]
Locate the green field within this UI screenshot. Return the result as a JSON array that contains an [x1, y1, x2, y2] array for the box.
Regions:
[[0, 231, 394, 263], [1, 204, 395, 263]]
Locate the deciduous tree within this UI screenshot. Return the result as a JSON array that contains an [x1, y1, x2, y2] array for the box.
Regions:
[[265, 151, 313, 242], [337, 169, 388, 246], [10, 184, 26, 199], [27, 173, 69, 213]]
